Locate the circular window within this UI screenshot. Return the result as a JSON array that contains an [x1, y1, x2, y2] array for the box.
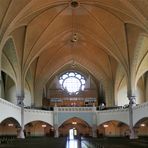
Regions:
[[59, 72, 85, 95]]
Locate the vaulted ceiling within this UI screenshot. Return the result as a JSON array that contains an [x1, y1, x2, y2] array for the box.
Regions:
[[0, 0, 148, 106]]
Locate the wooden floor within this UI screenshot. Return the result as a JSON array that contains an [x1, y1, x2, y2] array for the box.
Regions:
[[0, 137, 66, 148], [0, 137, 148, 148], [81, 137, 148, 148]]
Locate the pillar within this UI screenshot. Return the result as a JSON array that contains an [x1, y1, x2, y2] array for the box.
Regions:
[[128, 96, 137, 139], [92, 106, 97, 137], [17, 95, 25, 139], [0, 71, 2, 98], [0, 59, 2, 98], [146, 72, 148, 101], [53, 106, 59, 137]]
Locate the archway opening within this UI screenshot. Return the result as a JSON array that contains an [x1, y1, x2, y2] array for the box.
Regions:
[[25, 121, 54, 137], [97, 120, 129, 138], [59, 117, 92, 138], [134, 118, 148, 137], [0, 117, 20, 137]]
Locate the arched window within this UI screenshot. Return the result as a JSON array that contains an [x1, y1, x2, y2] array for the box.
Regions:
[[59, 72, 85, 95]]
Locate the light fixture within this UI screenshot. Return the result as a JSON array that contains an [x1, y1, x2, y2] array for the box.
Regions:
[[70, 0, 79, 8], [140, 124, 146, 127], [103, 124, 108, 128], [8, 123, 14, 127], [42, 124, 47, 128], [71, 33, 78, 42], [72, 122, 77, 125]]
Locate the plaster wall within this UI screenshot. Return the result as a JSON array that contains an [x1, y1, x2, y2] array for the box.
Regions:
[[0, 98, 21, 124], [6, 85, 32, 106], [24, 109, 53, 126]]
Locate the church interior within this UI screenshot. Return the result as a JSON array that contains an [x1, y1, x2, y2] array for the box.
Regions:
[[0, 0, 148, 147]]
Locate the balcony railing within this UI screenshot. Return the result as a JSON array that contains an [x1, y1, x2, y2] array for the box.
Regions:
[[55, 107, 95, 112]]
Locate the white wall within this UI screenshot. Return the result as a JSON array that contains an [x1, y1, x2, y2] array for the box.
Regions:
[[24, 109, 53, 126], [0, 98, 148, 137], [116, 78, 129, 106], [97, 109, 129, 126], [136, 77, 145, 104], [6, 85, 32, 106], [133, 102, 148, 125], [0, 98, 21, 124]]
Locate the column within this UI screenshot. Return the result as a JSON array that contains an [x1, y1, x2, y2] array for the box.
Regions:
[[146, 73, 148, 101], [92, 106, 97, 137], [128, 96, 137, 139], [0, 59, 2, 98], [53, 106, 59, 137], [0, 72, 2, 98], [17, 95, 25, 139]]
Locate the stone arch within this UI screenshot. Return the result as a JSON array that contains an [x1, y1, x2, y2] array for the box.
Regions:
[[134, 117, 148, 127], [24, 118, 53, 126], [59, 117, 92, 137], [0, 117, 21, 136], [24, 120, 54, 137], [134, 117, 148, 136], [98, 119, 129, 127], [58, 113, 94, 128], [97, 120, 130, 137], [0, 117, 20, 126], [0, 113, 21, 126], [59, 117, 91, 128]]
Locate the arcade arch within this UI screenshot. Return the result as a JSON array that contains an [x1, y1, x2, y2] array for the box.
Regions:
[[59, 117, 92, 137]]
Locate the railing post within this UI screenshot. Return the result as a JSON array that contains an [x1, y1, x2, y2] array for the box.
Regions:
[[0, 63, 2, 98], [17, 95, 25, 139], [92, 106, 97, 137], [53, 106, 59, 137], [128, 96, 137, 139]]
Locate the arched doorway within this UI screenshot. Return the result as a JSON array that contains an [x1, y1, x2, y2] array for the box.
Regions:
[[25, 121, 54, 137], [97, 120, 129, 137], [59, 117, 92, 137], [134, 117, 148, 137], [0, 117, 20, 137]]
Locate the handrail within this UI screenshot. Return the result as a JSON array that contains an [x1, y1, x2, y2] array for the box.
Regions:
[[55, 107, 95, 112], [0, 98, 20, 110]]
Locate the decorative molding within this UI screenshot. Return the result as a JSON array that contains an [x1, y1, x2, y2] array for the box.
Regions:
[[133, 102, 148, 110], [56, 107, 95, 112], [97, 108, 129, 113], [24, 109, 53, 114]]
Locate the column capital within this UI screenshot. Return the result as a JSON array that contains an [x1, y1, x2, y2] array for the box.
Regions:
[[128, 95, 136, 99], [17, 95, 24, 106], [128, 96, 136, 106]]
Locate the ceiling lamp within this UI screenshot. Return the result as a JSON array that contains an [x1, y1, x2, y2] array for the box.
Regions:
[[71, 33, 78, 42], [72, 122, 77, 125], [103, 124, 109, 128], [70, 0, 79, 8], [8, 123, 14, 127], [42, 124, 47, 128], [140, 124, 146, 127]]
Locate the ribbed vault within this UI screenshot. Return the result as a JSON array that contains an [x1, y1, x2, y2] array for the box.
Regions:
[[0, 0, 148, 106]]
